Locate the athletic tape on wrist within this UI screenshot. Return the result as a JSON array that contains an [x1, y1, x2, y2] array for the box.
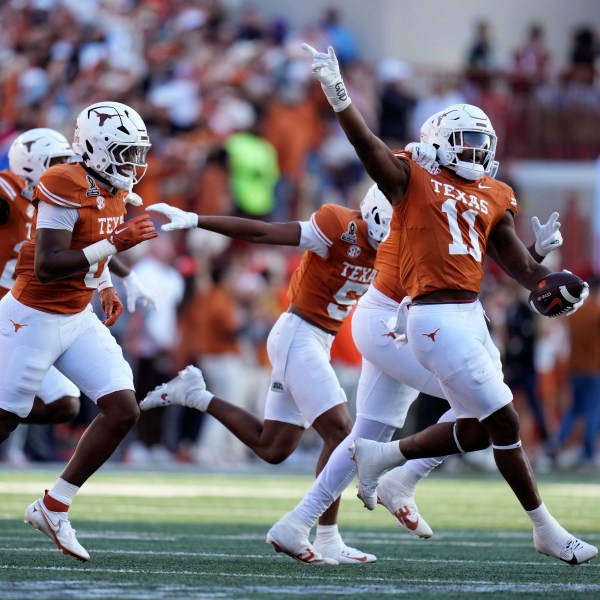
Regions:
[[492, 440, 522, 450], [82, 238, 117, 265], [324, 81, 352, 112]]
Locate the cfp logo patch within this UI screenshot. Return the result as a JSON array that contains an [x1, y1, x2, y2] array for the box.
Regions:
[[271, 381, 286, 393], [341, 221, 357, 244], [96, 196, 106, 211], [347, 245, 361, 258], [86, 175, 100, 197]]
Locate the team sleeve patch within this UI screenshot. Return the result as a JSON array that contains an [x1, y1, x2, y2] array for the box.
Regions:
[[35, 170, 82, 208]]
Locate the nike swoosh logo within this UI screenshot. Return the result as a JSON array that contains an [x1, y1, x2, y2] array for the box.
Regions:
[[546, 298, 563, 313], [478, 183, 491, 189], [348, 554, 368, 562], [400, 516, 420, 531]]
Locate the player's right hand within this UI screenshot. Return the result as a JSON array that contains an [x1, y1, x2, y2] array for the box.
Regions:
[[147, 203, 199, 231], [108, 214, 158, 252], [405, 143, 438, 171]]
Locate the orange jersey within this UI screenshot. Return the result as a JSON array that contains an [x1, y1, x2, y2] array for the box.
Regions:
[[288, 204, 377, 333], [0, 170, 34, 296], [12, 163, 128, 314], [374, 155, 517, 301]]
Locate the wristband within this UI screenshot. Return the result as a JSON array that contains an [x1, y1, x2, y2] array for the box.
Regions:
[[322, 80, 352, 113], [97, 266, 114, 291], [82, 238, 117, 266]]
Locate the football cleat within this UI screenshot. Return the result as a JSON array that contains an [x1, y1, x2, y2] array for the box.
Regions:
[[534, 530, 598, 565], [139, 365, 213, 412], [313, 540, 376, 564], [266, 512, 338, 565], [350, 439, 405, 510], [376, 480, 433, 539], [24, 497, 90, 562]]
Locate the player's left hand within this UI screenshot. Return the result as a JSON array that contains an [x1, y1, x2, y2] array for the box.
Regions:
[[405, 142, 438, 171], [147, 203, 199, 231], [302, 44, 341, 86], [301, 43, 351, 112], [100, 286, 124, 326], [123, 271, 158, 313], [125, 191, 144, 206], [531, 212, 563, 257]]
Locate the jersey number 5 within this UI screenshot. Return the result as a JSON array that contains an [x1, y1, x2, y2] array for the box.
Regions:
[[327, 280, 370, 320], [442, 199, 482, 261]]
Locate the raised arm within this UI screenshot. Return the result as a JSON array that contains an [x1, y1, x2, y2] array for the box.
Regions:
[[147, 203, 301, 246], [301, 44, 410, 203]]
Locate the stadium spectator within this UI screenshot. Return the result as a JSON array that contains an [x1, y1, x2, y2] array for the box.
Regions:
[[176, 260, 250, 466], [377, 58, 416, 149], [545, 275, 600, 470], [302, 42, 596, 565], [0, 101, 157, 561], [511, 23, 553, 94], [123, 235, 185, 465]]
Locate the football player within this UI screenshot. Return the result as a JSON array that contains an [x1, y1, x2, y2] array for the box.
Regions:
[[301, 43, 596, 565], [267, 166, 565, 551], [0, 129, 157, 440], [0, 102, 158, 561], [140, 185, 392, 565]]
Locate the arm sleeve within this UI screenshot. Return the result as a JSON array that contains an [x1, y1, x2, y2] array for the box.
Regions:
[[299, 220, 330, 258], [36, 201, 79, 231]]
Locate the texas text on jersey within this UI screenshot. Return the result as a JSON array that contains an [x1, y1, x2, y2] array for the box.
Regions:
[[288, 203, 378, 333], [374, 153, 517, 302]]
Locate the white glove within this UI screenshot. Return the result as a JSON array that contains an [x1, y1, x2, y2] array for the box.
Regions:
[[122, 271, 159, 313], [531, 212, 563, 257], [147, 203, 199, 231], [301, 43, 351, 112], [405, 142, 438, 172], [125, 191, 144, 207], [381, 318, 408, 349], [560, 270, 589, 316]]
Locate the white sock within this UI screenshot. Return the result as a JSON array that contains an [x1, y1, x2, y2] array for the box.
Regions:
[[379, 440, 406, 467], [314, 524, 342, 546], [526, 503, 562, 533], [48, 478, 80, 506], [294, 418, 396, 527]]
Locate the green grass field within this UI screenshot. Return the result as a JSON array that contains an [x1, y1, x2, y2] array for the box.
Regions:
[[1, 468, 599, 599]]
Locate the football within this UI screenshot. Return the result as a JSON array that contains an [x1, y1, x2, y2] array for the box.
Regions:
[[528, 271, 585, 317]]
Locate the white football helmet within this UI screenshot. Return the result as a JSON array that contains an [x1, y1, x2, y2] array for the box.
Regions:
[[421, 104, 498, 181], [360, 184, 392, 245], [72, 101, 151, 190], [8, 128, 74, 187]]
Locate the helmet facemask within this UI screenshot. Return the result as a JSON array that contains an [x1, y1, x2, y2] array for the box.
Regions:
[[446, 129, 497, 181], [360, 184, 393, 247]]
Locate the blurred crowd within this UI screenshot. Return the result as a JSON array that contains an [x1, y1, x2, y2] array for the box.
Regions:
[[1, 0, 599, 472]]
